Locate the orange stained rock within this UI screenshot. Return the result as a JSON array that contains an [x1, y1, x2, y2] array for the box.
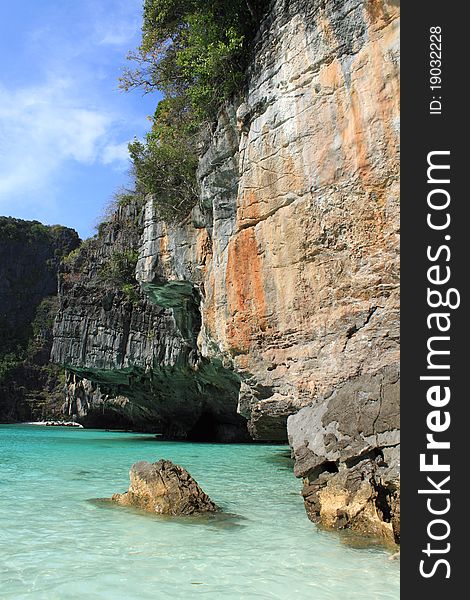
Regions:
[[314, 7, 399, 187], [158, 225, 174, 279], [225, 226, 267, 354], [365, 0, 400, 28], [238, 189, 260, 225], [195, 228, 212, 270]]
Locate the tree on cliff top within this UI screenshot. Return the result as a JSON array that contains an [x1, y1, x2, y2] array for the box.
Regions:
[[120, 0, 268, 221], [121, 0, 267, 117]]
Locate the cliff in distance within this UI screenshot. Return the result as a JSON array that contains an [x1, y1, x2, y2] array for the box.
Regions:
[[51, 0, 400, 542], [0, 217, 80, 421]]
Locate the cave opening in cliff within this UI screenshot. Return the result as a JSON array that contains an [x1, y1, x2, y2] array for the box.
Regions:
[[186, 412, 219, 442], [80, 408, 136, 431]]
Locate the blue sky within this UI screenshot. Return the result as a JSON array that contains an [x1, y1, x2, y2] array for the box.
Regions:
[[0, 0, 161, 239]]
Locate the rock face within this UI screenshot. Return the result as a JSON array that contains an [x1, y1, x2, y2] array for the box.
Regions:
[[0, 217, 79, 422], [52, 203, 247, 440], [111, 460, 218, 515], [53, 0, 399, 439], [135, 0, 400, 442], [288, 366, 400, 544], [51, 0, 400, 538], [0, 218, 79, 341]]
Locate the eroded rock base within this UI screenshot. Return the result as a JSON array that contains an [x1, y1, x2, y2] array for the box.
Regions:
[[302, 462, 400, 544], [288, 366, 400, 544]]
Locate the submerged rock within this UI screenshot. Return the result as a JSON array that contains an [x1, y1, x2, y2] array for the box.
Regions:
[[111, 460, 218, 516]]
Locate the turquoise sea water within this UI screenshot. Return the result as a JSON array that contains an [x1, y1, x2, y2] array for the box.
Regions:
[[0, 425, 399, 599]]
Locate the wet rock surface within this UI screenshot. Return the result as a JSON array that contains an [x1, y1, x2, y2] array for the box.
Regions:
[[111, 460, 218, 516]]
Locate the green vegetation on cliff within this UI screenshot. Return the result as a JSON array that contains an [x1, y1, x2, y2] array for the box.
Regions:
[[121, 0, 268, 221], [98, 249, 141, 302], [0, 217, 80, 421], [60, 200, 144, 310]]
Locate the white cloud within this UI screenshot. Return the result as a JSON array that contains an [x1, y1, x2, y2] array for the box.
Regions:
[[0, 0, 150, 232], [99, 26, 137, 47], [101, 141, 130, 165], [0, 78, 127, 203], [93, 0, 141, 47]]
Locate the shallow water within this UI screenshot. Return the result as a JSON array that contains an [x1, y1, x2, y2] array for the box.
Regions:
[[0, 425, 399, 599]]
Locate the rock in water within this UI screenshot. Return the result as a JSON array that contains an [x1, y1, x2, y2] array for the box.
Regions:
[[111, 460, 218, 515], [287, 367, 400, 545]]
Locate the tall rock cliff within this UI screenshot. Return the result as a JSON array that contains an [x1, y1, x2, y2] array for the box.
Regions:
[[52, 0, 399, 539]]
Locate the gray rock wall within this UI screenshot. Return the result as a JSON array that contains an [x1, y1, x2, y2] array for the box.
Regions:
[[52, 204, 247, 440], [288, 366, 399, 543]]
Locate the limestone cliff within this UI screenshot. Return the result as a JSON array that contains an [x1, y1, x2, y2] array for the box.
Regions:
[[51, 0, 400, 538], [52, 203, 246, 438]]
